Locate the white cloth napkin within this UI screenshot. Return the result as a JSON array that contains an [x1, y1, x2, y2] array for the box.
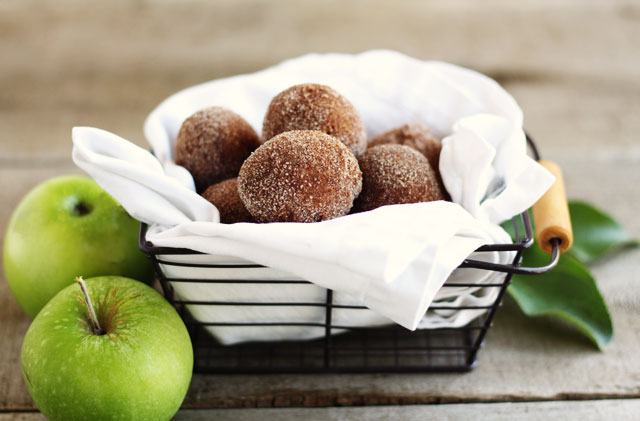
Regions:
[[72, 50, 554, 339]]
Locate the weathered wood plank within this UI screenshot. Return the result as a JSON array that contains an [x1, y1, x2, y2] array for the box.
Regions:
[[2, 398, 639, 420], [558, 158, 640, 236], [0, 276, 34, 411], [0, 414, 44, 421], [173, 399, 640, 420], [2, 0, 637, 80], [0, 0, 638, 160], [511, 81, 640, 158]]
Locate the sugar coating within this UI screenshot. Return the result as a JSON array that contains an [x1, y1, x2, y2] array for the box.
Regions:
[[353, 144, 445, 213], [201, 178, 255, 224], [175, 107, 261, 192], [369, 123, 442, 173], [368, 123, 447, 197], [262, 84, 367, 157], [238, 130, 362, 223]]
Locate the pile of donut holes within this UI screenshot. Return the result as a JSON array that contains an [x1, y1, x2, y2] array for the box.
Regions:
[[175, 84, 447, 224]]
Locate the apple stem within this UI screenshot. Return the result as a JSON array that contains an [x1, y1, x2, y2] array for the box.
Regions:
[[76, 276, 104, 335]]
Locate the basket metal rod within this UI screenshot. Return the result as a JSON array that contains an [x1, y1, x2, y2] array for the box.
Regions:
[[465, 259, 519, 366], [136, 133, 563, 373], [324, 289, 334, 368], [460, 239, 560, 275]]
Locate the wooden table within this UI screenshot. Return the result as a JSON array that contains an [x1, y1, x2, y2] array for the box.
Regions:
[[1, 1, 639, 419]]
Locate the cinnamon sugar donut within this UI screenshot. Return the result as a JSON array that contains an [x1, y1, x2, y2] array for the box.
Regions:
[[368, 123, 442, 172], [353, 144, 444, 213], [175, 107, 261, 192], [262, 84, 367, 157], [369, 123, 447, 196], [202, 178, 255, 224], [238, 130, 362, 223]]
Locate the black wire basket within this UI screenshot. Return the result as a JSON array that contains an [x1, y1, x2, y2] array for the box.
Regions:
[[138, 137, 560, 374]]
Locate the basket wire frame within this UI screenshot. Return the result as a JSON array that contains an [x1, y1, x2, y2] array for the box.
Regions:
[[139, 134, 554, 373], [139, 210, 542, 374]]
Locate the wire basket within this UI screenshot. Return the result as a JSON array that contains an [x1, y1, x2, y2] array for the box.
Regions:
[[139, 137, 560, 373]]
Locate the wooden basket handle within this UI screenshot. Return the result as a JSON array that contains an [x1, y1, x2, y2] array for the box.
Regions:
[[532, 160, 573, 254]]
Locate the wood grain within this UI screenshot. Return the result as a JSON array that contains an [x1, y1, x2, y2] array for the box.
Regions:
[[1, 0, 638, 160], [0, 0, 639, 416], [173, 399, 640, 420], [2, 399, 639, 420], [532, 161, 573, 254], [0, 414, 44, 421], [0, 277, 33, 411]]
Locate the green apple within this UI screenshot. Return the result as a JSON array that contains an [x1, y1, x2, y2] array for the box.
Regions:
[[21, 275, 193, 421], [3, 175, 154, 318]]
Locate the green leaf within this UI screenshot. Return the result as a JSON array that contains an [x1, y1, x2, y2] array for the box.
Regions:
[[568, 201, 639, 264], [499, 200, 632, 350], [508, 244, 613, 350]]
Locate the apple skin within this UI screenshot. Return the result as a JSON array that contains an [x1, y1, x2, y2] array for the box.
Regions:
[[3, 175, 154, 318], [21, 276, 193, 421]]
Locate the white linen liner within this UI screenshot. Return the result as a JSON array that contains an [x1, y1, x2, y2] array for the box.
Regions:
[[72, 50, 554, 344]]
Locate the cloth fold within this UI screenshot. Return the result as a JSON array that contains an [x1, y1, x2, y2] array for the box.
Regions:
[[71, 50, 554, 342]]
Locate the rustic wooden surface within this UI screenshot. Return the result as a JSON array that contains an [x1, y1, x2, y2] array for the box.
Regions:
[[1, 0, 639, 419], [176, 399, 640, 420], [2, 399, 640, 421]]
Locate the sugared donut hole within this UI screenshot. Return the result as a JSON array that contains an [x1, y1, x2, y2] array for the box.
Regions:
[[201, 178, 255, 224], [262, 84, 367, 157], [353, 144, 444, 213], [238, 130, 362, 223], [175, 107, 261, 192]]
